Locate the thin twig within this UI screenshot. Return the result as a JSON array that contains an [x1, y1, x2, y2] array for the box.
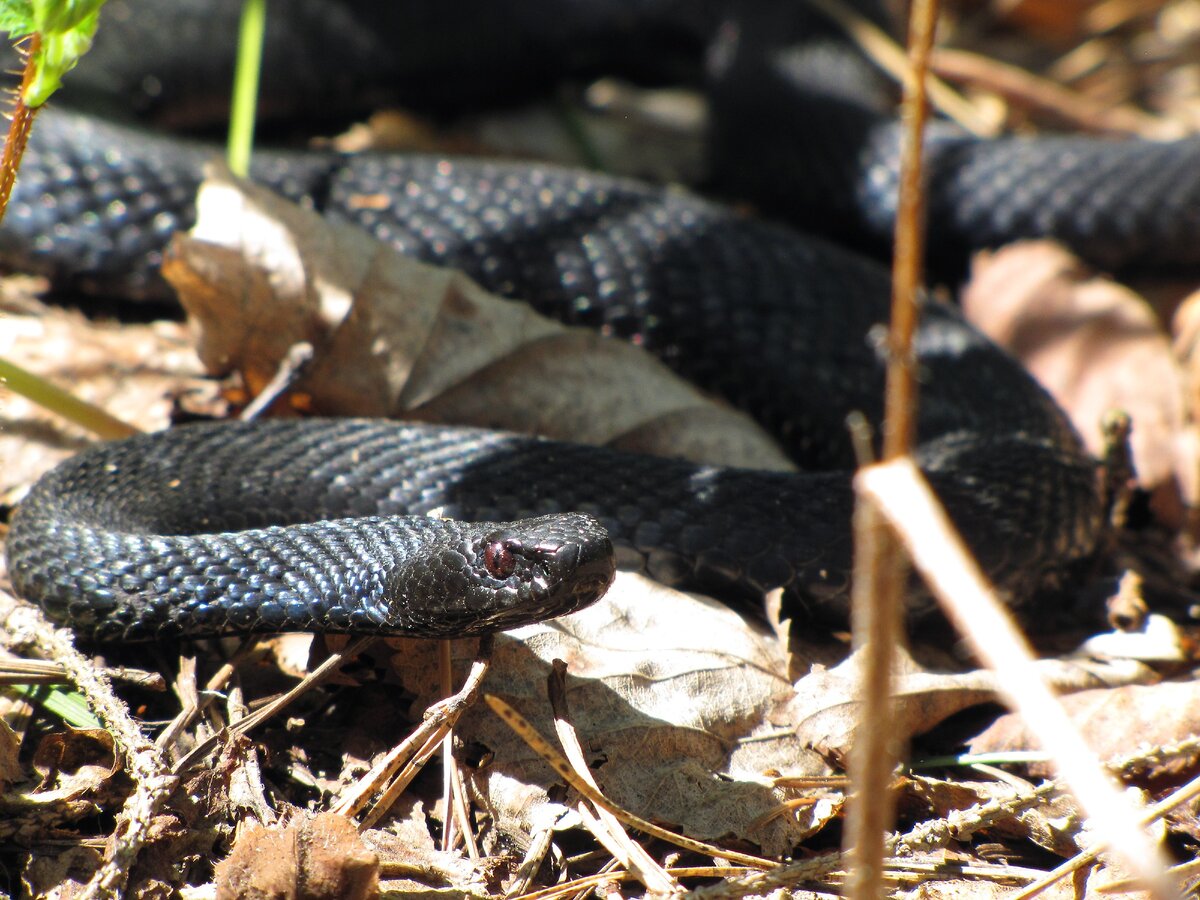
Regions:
[[333, 637, 495, 826], [0, 34, 39, 224], [485, 693, 772, 871], [547, 660, 677, 894], [238, 341, 314, 421], [171, 635, 376, 773], [858, 459, 1178, 898], [802, 0, 996, 136], [930, 47, 1180, 139], [843, 0, 938, 895], [1010, 770, 1200, 899], [155, 639, 257, 755]]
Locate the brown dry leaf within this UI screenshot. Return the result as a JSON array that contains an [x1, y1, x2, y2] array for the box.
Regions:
[[903, 874, 1127, 899], [364, 798, 499, 895], [0, 295, 217, 497], [22, 845, 105, 899], [962, 242, 1187, 502], [909, 774, 1084, 858], [0, 716, 19, 790], [968, 680, 1200, 776], [214, 811, 379, 900], [791, 650, 1156, 761], [1170, 288, 1200, 509], [383, 573, 829, 858], [161, 168, 793, 472], [30, 729, 118, 801]]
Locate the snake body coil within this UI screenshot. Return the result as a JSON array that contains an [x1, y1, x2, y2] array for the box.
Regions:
[[2, 1, 1118, 638], [8, 423, 616, 640]]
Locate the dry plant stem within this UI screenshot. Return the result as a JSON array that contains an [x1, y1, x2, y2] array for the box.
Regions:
[[1112, 734, 1200, 779], [0, 656, 163, 689], [802, 0, 995, 135], [929, 48, 1178, 139], [857, 459, 1178, 899], [689, 735, 1200, 900], [238, 340, 314, 421], [438, 639, 482, 858], [1011, 770, 1200, 899], [439, 639, 457, 850], [361, 728, 444, 829], [484, 694, 773, 871], [334, 637, 494, 824], [0, 35, 39, 224], [448, 760, 479, 857], [844, 0, 936, 896], [686, 851, 845, 899], [506, 825, 557, 897], [845, 499, 903, 899], [0, 358, 139, 440], [171, 634, 376, 773], [513, 867, 759, 900], [879, 860, 1046, 885], [547, 660, 677, 894], [226, 683, 275, 822], [155, 639, 255, 754], [0, 589, 176, 900]]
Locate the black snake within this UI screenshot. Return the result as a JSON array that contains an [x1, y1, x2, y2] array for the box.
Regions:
[[3, 0, 1129, 639]]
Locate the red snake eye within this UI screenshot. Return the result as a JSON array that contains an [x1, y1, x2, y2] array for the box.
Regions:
[[484, 540, 516, 578]]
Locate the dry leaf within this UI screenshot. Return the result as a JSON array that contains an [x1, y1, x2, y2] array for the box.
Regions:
[[969, 680, 1200, 776], [910, 774, 1084, 857], [384, 573, 830, 857], [962, 242, 1187, 502], [363, 798, 498, 894], [161, 168, 794, 472], [791, 650, 1156, 760], [22, 845, 105, 899], [0, 296, 215, 496], [0, 717, 19, 791], [31, 730, 118, 800], [1078, 614, 1187, 663], [215, 812, 379, 900]]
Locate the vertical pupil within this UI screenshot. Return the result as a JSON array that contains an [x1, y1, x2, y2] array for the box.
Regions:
[[485, 541, 515, 578]]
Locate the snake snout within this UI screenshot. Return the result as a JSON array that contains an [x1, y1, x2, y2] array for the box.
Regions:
[[538, 518, 616, 616]]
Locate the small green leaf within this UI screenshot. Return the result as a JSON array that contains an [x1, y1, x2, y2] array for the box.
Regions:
[[0, 2, 34, 35], [0, 0, 105, 106], [32, 0, 101, 33], [8, 684, 104, 730]]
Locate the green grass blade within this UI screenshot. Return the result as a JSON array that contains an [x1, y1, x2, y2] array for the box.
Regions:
[[227, 0, 266, 177], [0, 357, 137, 439]]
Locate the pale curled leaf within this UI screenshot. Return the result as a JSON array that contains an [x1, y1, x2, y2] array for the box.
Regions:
[[962, 241, 1186, 496], [162, 167, 794, 472], [386, 574, 832, 857], [969, 680, 1200, 777], [791, 650, 1157, 761], [0, 292, 215, 497]]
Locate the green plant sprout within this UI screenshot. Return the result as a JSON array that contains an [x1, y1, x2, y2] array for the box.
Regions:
[[0, 0, 103, 106], [228, 0, 266, 176], [0, 0, 104, 224]]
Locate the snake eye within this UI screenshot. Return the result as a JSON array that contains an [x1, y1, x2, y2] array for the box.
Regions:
[[484, 540, 516, 579]]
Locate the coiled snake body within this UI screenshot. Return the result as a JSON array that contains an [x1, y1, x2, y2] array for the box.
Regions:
[[3, 1, 1118, 639]]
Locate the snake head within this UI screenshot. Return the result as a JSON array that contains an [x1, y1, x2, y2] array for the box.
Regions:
[[383, 512, 616, 637]]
